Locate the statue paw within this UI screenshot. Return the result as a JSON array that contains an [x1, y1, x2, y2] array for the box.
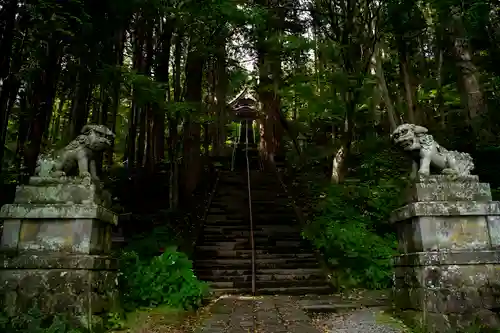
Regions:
[[418, 170, 430, 176], [80, 174, 92, 186], [51, 171, 66, 178], [442, 168, 457, 175], [81, 171, 92, 178]]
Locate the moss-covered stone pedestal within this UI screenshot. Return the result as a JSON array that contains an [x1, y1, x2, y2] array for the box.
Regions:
[[391, 175, 500, 332], [0, 176, 119, 331]]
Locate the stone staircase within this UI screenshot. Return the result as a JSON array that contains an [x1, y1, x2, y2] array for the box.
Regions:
[[193, 165, 332, 295]]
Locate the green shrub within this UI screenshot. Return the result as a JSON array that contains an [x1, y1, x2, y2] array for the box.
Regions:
[[301, 138, 407, 290], [123, 224, 178, 259], [304, 182, 398, 289], [0, 305, 83, 333], [118, 247, 209, 310]]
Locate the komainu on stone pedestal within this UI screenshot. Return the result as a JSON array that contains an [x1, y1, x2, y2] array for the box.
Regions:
[[391, 123, 474, 178], [0, 125, 118, 331], [391, 168, 500, 330], [35, 124, 115, 183]]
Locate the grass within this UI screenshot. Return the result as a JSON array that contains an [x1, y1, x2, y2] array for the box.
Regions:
[[107, 304, 213, 333]]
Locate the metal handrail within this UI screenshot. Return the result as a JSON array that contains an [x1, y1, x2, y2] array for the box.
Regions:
[[244, 120, 256, 295], [231, 121, 241, 171]]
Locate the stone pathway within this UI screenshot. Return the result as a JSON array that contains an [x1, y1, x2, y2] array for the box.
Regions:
[[312, 307, 409, 333], [194, 292, 410, 333], [195, 296, 320, 333]]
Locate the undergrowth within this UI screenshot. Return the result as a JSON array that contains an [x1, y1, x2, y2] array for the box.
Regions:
[[297, 138, 408, 290], [118, 246, 209, 311], [0, 306, 84, 333]]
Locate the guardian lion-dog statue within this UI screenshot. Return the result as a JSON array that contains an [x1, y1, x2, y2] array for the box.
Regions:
[[35, 124, 115, 182], [391, 123, 474, 178]]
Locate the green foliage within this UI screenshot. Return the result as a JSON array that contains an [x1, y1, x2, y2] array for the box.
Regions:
[[304, 184, 398, 289], [103, 312, 126, 331], [124, 223, 178, 259], [118, 247, 209, 311], [301, 138, 408, 290], [0, 306, 83, 333]]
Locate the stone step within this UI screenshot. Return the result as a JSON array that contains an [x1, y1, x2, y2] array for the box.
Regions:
[[198, 240, 304, 248], [206, 284, 332, 296], [250, 193, 288, 199], [210, 202, 248, 207], [211, 205, 292, 214], [208, 286, 333, 296], [214, 190, 247, 196], [203, 226, 249, 232], [203, 225, 301, 232], [205, 218, 298, 226], [254, 213, 297, 219], [251, 201, 293, 206], [197, 268, 324, 278], [209, 287, 253, 296], [194, 251, 316, 260], [199, 236, 304, 244], [204, 219, 249, 226], [206, 209, 247, 216], [256, 286, 333, 296], [201, 230, 302, 237], [201, 232, 301, 240], [252, 209, 294, 215], [218, 178, 247, 184], [207, 279, 328, 289], [198, 241, 305, 248], [194, 258, 319, 269], [205, 216, 247, 222], [196, 247, 314, 256]]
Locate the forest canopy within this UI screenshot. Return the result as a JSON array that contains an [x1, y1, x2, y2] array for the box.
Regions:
[[1, 0, 499, 205]]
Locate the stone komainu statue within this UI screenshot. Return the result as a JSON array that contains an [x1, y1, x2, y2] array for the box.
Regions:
[[35, 124, 115, 181], [391, 123, 474, 178]]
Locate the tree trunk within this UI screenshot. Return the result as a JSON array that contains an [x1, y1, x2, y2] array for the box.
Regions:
[[106, 29, 125, 166], [0, 0, 20, 174], [453, 39, 485, 121], [450, 10, 486, 125], [182, 43, 204, 197], [214, 32, 228, 156], [399, 50, 417, 124], [173, 31, 183, 103], [125, 15, 145, 167], [25, 40, 62, 174], [331, 101, 354, 184], [16, 92, 29, 180], [0, 0, 17, 80], [69, 70, 92, 139], [155, 19, 173, 163], [436, 47, 445, 128], [168, 29, 183, 208], [138, 21, 154, 169], [374, 45, 398, 131]]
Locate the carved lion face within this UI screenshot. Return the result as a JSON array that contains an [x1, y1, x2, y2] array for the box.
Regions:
[[83, 125, 115, 152], [391, 124, 428, 151]]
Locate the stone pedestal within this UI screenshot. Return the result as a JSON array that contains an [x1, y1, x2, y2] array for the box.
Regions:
[[392, 175, 500, 332], [0, 177, 119, 331]]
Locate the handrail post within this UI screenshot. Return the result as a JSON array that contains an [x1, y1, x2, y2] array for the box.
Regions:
[[245, 120, 256, 295]]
